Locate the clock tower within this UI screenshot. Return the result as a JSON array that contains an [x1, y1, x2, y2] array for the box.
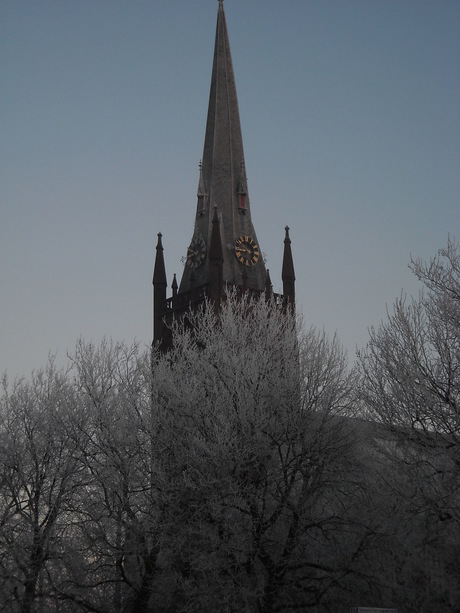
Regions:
[[153, 0, 295, 348]]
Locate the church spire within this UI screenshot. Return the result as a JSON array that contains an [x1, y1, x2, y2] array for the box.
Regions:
[[202, 0, 244, 198], [153, 3, 296, 349], [179, 0, 267, 294]]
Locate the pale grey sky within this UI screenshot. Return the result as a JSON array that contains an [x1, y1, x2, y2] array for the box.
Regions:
[[2, 0, 459, 378]]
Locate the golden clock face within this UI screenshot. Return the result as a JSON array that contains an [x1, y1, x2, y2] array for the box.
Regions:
[[186, 237, 206, 268], [235, 235, 259, 266]]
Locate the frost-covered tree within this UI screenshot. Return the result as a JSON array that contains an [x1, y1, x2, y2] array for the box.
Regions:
[[0, 361, 87, 613], [64, 339, 156, 612], [148, 291, 369, 611], [358, 237, 460, 611], [0, 343, 157, 613], [1, 291, 398, 611]]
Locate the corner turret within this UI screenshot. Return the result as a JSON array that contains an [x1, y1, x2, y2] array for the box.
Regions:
[[153, 233, 167, 345], [282, 226, 296, 306]]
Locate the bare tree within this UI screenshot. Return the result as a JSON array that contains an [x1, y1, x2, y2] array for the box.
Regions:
[[0, 342, 159, 613], [64, 339, 157, 612], [148, 291, 368, 611], [0, 361, 87, 612], [357, 237, 460, 611], [2, 287, 415, 611]]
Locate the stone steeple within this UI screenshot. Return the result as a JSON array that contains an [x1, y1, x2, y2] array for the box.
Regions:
[[153, 1, 295, 348], [179, 0, 267, 294]]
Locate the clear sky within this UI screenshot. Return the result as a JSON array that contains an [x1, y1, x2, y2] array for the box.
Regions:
[[2, 0, 459, 379]]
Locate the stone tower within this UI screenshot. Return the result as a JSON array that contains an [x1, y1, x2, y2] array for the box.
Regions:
[[153, 0, 295, 349]]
